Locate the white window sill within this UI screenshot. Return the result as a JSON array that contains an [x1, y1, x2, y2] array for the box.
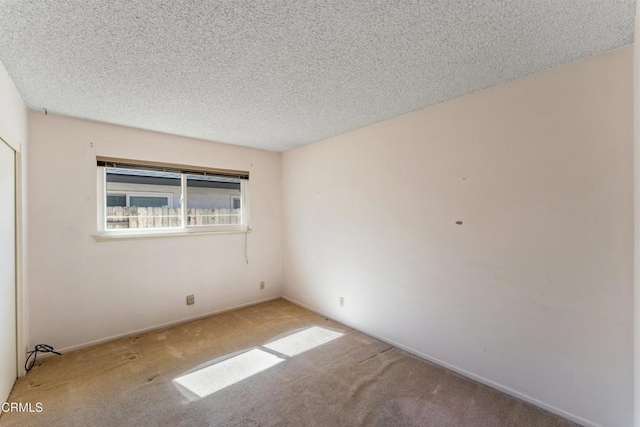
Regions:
[[94, 226, 251, 242]]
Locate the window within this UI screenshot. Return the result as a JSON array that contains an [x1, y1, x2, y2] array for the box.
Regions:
[[107, 192, 173, 208], [106, 194, 126, 207], [97, 158, 249, 237], [231, 196, 242, 210], [186, 175, 242, 225]]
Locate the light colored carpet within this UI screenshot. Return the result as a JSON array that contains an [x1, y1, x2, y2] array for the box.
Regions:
[[1, 299, 576, 426]]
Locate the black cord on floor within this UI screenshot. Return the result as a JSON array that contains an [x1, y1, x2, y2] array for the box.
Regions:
[[25, 344, 61, 372]]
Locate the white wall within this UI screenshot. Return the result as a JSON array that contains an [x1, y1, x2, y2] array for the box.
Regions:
[[282, 47, 634, 427], [0, 60, 28, 375], [27, 113, 282, 351]]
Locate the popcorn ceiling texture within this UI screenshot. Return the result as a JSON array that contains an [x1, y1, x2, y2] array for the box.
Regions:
[[0, 1, 635, 151]]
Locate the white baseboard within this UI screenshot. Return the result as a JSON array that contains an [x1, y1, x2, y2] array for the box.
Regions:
[[281, 295, 600, 427], [52, 296, 282, 354]]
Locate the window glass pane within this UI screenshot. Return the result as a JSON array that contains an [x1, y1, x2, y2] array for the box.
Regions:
[[186, 175, 242, 226], [106, 168, 182, 230]]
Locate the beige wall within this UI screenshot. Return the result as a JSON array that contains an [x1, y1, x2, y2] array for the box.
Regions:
[[282, 47, 634, 427], [27, 113, 283, 351]]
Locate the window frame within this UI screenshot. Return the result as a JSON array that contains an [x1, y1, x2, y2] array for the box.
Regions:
[[96, 165, 250, 240]]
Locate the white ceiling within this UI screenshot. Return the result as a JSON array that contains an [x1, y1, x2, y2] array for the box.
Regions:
[[0, 1, 635, 151]]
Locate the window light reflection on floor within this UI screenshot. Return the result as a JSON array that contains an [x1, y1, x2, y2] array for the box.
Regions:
[[173, 348, 284, 398], [173, 326, 344, 400], [263, 326, 344, 357]]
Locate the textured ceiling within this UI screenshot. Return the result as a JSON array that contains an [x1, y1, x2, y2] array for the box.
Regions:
[[0, 1, 635, 151]]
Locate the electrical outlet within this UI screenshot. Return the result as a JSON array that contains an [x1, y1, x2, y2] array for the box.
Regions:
[[260, 281, 265, 290], [186, 294, 195, 305], [340, 297, 345, 307]]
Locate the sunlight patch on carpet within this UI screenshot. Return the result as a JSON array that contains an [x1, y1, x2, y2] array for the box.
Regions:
[[173, 348, 284, 398], [263, 326, 344, 357]]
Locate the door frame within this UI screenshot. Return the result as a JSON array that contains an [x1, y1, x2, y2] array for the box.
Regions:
[[0, 133, 25, 378]]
